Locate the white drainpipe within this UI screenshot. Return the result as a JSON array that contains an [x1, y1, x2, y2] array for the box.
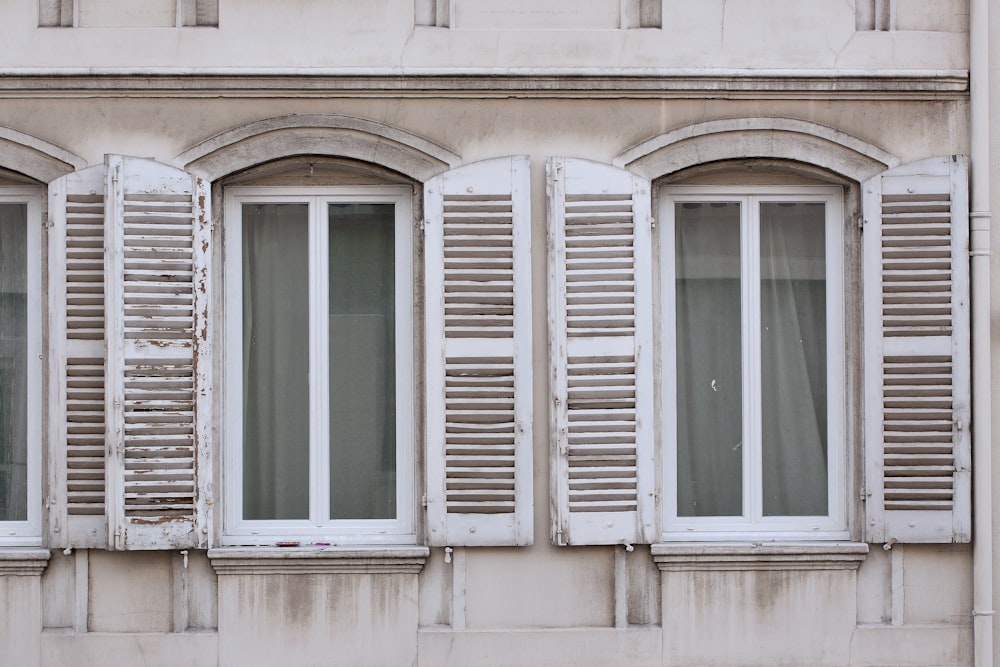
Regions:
[[970, 0, 994, 664]]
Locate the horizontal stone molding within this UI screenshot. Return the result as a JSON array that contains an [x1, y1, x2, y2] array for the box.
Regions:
[[0, 71, 969, 101], [208, 546, 430, 575], [0, 548, 51, 575], [651, 542, 869, 572]]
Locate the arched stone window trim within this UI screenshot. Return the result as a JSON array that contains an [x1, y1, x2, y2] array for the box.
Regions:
[[614, 117, 899, 183], [175, 114, 461, 183], [0, 126, 86, 183]]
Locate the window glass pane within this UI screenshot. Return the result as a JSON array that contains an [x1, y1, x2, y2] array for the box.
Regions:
[[242, 203, 310, 520], [328, 203, 396, 520], [760, 202, 828, 516], [0, 204, 27, 522], [675, 202, 742, 517]]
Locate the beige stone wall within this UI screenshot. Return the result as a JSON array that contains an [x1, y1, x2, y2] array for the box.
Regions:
[[0, 0, 968, 70]]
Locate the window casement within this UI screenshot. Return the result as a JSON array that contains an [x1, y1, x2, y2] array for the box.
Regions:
[[660, 187, 846, 539], [548, 155, 970, 548], [223, 187, 416, 545], [222, 156, 535, 548], [0, 189, 42, 544]]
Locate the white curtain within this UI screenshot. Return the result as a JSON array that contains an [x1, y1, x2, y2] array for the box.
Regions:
[[241, 202, 397, 522], [759, 202, 827, 516], [0, 204, 27, 522], [326, 203, 396, 520], [675, 202, 743, 516], [675, 201, 828, 518], [242, 203, 311, 520]]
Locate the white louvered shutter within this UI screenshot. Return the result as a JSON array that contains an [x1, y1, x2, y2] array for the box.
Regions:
[[862, 156, 971, 544], [105, 156, 211, 550], [547, 158, 655, 546], [49, 164, 109, 549], [49, 156, 211, 550], [425, 156, 533, 546]]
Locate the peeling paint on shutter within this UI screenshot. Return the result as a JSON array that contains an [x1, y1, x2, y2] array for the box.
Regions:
[[548, 158, 655, 546], [863, 156, 971, 544], [49, 164, 109, 549], [49, 156, 211, 550], [105, 156, 211, 550], [425, 156, 532, 546]]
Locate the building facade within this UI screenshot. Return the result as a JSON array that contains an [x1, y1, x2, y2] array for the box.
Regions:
[[0, 1, 996, 666]]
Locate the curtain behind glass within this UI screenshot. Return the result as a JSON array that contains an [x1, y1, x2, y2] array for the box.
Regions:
[[0, 204, 27, 522], [675, 202, 743, 517], [242, 204, 310, 520], [759, 203, 828, 516], [328, 204, 396, 520]]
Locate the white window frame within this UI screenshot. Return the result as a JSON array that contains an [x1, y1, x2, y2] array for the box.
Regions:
[[660, 185, 848, 540], [223, 186, 415, 546], [0, 189, 42, 545]]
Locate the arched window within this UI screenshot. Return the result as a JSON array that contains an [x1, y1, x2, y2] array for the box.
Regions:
[[548, 128, 970, 547]]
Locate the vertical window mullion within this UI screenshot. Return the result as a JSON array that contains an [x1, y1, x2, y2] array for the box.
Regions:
[[310, 198, 331, 526], [743, 197, 762, 523]]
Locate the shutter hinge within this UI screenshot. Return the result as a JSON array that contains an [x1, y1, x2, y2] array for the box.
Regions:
[[548, 161, 562, 182], [856, 215, 866, 231], [419, 218, 428, 231], [421, 494, 428, 509], [649, 216, 656, 231]]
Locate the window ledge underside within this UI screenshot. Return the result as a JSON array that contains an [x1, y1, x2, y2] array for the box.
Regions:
[[207, 546, 429, 575], [0, 548, 51, 575], [651, 542, 869, 572]]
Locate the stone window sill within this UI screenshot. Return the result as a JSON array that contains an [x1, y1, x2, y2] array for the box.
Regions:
[[0, 548, 51, 575], [207, 546, 429, 575], [651, 542, 869, 571]]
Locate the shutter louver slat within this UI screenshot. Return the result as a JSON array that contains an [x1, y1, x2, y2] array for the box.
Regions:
[[549, 158, 655, 546], [443, 193, 517, 514], [425, 156, 533, 546], [863, 156, 971, 544]]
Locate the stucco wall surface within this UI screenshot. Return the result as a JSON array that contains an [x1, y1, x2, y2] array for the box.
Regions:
[[0, 0, 986, 665], [0, 91, 976, 667], [0, 0, 969, 71]]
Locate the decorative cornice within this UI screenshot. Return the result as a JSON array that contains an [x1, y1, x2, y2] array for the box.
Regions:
[[0, 548, 51, 576], [0, 71, 969, 101], [651, 542, 869, 572], [207, 546, 430, 575]]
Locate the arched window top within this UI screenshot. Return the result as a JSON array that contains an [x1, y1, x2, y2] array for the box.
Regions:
[[614, 117, 899, 184], [176, 114, 461, 183], [0, 126, 86, 183]]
